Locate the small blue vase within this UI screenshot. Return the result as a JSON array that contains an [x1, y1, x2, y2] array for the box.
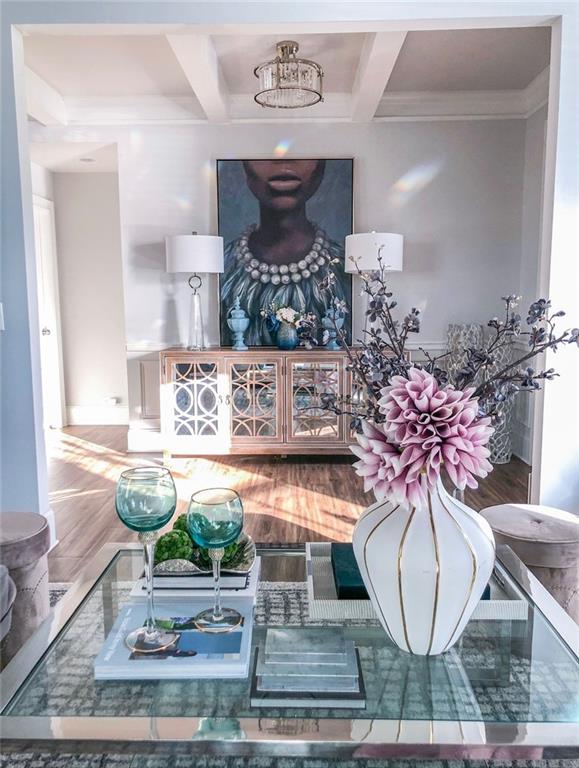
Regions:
[[276, 321, 299, 351]]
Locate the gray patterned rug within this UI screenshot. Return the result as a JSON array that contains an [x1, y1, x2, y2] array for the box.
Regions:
[[3, 753, 579, 767], [0, 585, 577, 768]]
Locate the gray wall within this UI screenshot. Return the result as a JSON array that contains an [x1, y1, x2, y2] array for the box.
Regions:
[[31, 118, 526, 347]]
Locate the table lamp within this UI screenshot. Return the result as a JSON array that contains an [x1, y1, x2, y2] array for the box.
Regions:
[[165, 232, 224, 350], [345, 232, 404, 335]]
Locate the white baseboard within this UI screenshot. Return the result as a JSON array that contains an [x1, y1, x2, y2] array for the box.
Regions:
[[67, 404, 129, 426], [127, 427, 164, 453]]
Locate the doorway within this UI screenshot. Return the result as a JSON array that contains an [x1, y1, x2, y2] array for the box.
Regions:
[[33, 194, 65, 430]]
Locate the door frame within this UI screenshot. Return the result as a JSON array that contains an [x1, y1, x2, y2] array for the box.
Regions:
[[32, 194, 66, 430]]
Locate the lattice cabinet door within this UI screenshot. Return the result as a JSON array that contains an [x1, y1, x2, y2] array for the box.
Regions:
[[161, 356, 230, 454], [286, 355, 346, 444], [225, 357, 283, 444]]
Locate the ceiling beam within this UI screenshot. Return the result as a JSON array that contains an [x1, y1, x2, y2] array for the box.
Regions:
[[166, 34, 229, 123], [351, 32, 407, 122], [25, 67, 67, 126]]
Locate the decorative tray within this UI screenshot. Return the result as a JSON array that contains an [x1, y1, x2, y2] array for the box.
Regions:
[[305, 542, 528, 622], [154, 533, 256, 576]]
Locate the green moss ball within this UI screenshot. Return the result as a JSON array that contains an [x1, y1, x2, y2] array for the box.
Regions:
[[155, 530, 194, 563], [172, 513, 190, 535]]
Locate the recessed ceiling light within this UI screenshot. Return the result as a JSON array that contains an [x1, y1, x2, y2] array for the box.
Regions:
[[79, 157, 95, 163]]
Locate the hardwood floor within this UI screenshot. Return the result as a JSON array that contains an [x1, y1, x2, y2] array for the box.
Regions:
[[46, 426, 531, 582]]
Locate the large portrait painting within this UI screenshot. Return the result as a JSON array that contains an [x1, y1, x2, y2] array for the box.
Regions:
[[218, 158, 353, 346]]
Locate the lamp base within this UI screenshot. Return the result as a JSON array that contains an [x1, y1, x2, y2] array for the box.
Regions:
[[188, 290, 206, 350]]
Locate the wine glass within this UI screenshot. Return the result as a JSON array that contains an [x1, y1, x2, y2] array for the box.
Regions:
[[187, 488, 244, 633], [116, 466, 177, 652]]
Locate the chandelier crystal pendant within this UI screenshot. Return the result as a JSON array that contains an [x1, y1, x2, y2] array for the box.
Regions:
[[254, 41, 323, 109]]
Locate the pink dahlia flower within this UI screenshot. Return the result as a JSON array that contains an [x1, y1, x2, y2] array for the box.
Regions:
[[351, 368, 494, 506], [350, 421, 399, 502]]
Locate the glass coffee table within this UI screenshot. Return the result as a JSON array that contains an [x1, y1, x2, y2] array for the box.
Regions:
[[1, 543, 578, 761]]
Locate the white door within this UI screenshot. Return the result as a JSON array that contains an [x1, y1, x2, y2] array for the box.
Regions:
[[33, 195, 66, 429]]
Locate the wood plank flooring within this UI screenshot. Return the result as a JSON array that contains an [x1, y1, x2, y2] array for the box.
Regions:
[[46, 426, 531, 582]]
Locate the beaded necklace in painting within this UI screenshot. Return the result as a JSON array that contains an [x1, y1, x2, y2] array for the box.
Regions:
[[233, 224, 333, 285]]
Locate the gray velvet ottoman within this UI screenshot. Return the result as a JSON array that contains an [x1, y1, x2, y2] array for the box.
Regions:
[[481, 503, 579, 623], [0, 512, 51, 667]]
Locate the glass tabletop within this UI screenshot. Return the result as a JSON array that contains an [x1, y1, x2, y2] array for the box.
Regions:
[[3, 546, 579, 728]]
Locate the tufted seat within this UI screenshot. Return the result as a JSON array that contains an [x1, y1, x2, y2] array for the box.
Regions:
[[0, 512, 51, 667], [481, 503, 579, 623]]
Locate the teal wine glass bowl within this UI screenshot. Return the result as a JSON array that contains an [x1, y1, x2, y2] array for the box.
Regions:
[[116, 466, 176, 532], [187, 488, 244, 633], [115, 467, 177, 652]]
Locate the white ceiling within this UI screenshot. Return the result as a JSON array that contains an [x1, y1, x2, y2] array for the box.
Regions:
[[29, 142, 118, 172], [22, 25, 551, 125], [24, 35, 193, 98], [386, 28, 551, 93]]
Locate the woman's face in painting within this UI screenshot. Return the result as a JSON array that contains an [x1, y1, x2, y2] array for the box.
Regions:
[[242, 159, 325, 212]]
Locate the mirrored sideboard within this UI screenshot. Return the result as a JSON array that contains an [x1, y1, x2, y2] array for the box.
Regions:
[[160, 348, 357, 456]]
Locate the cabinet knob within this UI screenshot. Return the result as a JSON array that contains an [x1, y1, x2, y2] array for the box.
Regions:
[[225, 394, 231, 406]]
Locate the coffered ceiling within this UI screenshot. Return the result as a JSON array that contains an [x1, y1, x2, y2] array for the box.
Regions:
[[22, 25, 551, 126]]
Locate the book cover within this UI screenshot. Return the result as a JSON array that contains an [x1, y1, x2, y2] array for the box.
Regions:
[[330, 543, 369, 600], [129, 557, 261, 599], [94, 598, 254, 680]]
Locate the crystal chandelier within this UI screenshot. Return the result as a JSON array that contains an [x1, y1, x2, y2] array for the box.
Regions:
[[254, 41, 323, 109]]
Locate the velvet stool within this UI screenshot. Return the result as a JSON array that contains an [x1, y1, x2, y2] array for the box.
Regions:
[[481, 503, 579, 623], [0, 512, 51, 667]]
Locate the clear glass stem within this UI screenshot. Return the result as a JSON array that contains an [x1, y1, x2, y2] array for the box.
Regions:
[[210, 548, 225, 622], [139, 531, 158, 636]]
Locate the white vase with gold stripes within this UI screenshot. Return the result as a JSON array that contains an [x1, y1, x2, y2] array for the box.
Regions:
[[352, 477, 495, 655]]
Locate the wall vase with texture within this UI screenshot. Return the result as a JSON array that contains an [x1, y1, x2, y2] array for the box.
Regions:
[[353, 477, 495, 655]]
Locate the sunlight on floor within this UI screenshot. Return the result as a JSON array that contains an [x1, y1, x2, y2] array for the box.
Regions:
[[48, 428, 364, 544]]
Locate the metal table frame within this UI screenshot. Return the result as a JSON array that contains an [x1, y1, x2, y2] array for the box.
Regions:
[[1, 543, 578, 760]]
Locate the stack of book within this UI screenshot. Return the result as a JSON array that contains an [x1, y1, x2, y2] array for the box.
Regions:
[[94, 598, 254, 680], [251, 628, 365, 708], [129, 557, 261, 600], [94, 559, 261, 681]]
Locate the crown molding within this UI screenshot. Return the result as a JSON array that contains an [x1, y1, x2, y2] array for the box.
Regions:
[[521, 67, 550, 117], [63, 70, 549, 126], [376, 68, 549, 121], [66, 96, 206, 125]]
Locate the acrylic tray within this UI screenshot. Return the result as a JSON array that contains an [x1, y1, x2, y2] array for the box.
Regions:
[[305, 542, 528, 622]]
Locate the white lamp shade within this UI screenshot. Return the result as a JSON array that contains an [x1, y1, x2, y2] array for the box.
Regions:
[[345, 232, 403, 273], [165, 234, 224, 274]]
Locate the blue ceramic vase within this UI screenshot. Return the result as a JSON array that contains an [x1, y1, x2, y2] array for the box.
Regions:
[[226, 296, 249, 351], [276, 321, 299, 350]]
